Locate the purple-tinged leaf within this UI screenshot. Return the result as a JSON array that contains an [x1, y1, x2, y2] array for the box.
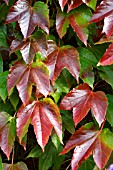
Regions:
[[45, 45, 80, 83], [5, 0, 49, 38], [90, 0, 113, 37]]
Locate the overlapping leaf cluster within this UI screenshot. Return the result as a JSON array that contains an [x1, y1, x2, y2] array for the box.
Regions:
[[1, 0, 113, 169]]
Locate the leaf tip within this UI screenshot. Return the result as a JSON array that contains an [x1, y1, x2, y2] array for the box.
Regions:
[[97, 62, 101, 66]]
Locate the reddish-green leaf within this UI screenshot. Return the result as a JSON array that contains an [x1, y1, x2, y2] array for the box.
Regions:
[[0, 112, 11, 129], [56, 6, 92, 45], [60, 124, 113, 170], [60, 83, 108, 126], [58, 0, 96, 11], [97, 43, 113, 66], [5, 0, 49, 38], [90, 0, 113, 37], [7, 61, 50, 105], [17, 102, 36, 143], [10, 31, 47, 64], [68, 0, 96, 12], [3, 162, 28, 170], [0, 116, 16, 159], [17, 98, 62, 150], [45, 44, 80, 83]]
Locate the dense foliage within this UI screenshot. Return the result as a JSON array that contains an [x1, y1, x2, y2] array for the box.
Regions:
[[1, 0, 113, 169]]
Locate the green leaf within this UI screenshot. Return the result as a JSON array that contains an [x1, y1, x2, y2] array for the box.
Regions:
[[78, 47, 98, 67], [61, 110, 75, 134], [100, 128, 113, 149], [106, 94, 113, 126], [10, 89, 19, 110], [0, 98, 14, 115], [0, 3, 7, 22], [80, 66, 94, 88], [77, 47, 97, 87], [53, 145, 65, 170], [51, 131, 61, 149], [0, 25, 8, 48], [27, 145, 43, 158], [0, 156, 3, 170], [87, 0, 97, 10], [0, 71, 8, 102], [0, 55, 3, 73], [98, 65, 113, 88], [78, 156, 95, 170], [39, 140, 56, 170]]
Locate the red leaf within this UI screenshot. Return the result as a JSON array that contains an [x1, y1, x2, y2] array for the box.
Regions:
[[17, 98, 62, 150], [45, 45, 80, 83], [60, 83, 108, 126], [10, 31, 47, 64], [60, 125, 113, 170], [97, 43, 113, 66], [90, 0, 113, 37], [0, 117, 16, 159], [93, 137, 112, 170], [17, 102, 36, 143], [5, 0, 49, 38], [72, 136, 97, 170], [91, 91, 108, 126], [67, 0, 83, 12], [7, 61, 50, 105], [58, 0, 68, 11]]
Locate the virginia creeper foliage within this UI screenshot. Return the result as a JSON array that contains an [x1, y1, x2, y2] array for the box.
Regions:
[[1, 0, 113, 169]]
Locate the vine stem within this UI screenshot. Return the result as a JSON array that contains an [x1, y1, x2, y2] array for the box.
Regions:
[[66, 163, 71, 170], [11, 146, 14, 169]]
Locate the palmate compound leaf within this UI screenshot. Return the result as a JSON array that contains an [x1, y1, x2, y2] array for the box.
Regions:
[[45, 43, 80, 83], [17, 98, 62, 151], [7, 61, 50, 105], [0, 112, 16, 159], [97, 43, 113, 66], [90, 0, 113, 37], [60, 83, 108, 126], [5, 0, 49, 39], [10, 31, 47, 64], [60, 123, 113, 170], [56, 5, 92, 45]]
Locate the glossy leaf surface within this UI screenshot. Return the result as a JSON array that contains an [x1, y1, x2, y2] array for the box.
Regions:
[[0, 113, 16, 159], [58, 0, 97, 11], [17, 98, 62, 150], [97, 43, 113, 66], [60, 123, 113, 170], [60, 83, 108, 126], [45, 44, 80, 83], [10, 31, 47, 64], [7, 61, 50, 105], [90, 0, 113, 37], [5, 0, 49, 38], [56, 6, 92, 45]]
